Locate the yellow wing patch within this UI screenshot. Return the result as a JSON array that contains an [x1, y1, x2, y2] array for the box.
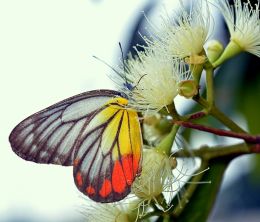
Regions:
[[101, 109, 123, 155], [118, 111, 132, 156]]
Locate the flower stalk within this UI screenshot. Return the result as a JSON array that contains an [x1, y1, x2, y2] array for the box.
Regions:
[[205, 67, 214, 110], [193, 95, 247, 133]]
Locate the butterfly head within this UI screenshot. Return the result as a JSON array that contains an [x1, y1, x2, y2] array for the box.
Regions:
[[123, 82, 135, 91]]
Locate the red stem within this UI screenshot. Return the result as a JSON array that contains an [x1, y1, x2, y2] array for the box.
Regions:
[[175, 121, 260, 144], [188, 111, 206, 120], [251, 144, 260, 153]]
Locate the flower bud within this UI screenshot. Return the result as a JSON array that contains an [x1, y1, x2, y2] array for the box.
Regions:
[[178, 80, 199, 99], [207, 40, 224, 63], [143, 114, 172, 145], [213, 40, 242, 67]]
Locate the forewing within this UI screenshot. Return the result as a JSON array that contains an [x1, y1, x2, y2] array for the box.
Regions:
[[9, 90, 122, 166], [73, 104, 142, 202]]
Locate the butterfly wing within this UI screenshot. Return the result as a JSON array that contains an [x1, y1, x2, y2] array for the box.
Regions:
[[9, 89, 123, 166], [73, 100, 142, 202]]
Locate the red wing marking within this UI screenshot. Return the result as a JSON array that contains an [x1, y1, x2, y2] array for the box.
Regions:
[[112, 160, 127, 193], [86, 186, 95, 195], [99, 179, 112, 198], [122, 155, 134, 185], [76, 172, 83, 187]]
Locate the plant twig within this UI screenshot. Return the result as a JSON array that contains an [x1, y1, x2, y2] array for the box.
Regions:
[[174, 120, 260, 144], [174, 143, 250, 160]]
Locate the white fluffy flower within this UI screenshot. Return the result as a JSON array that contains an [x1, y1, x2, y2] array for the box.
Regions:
[[218, 0, 260, 57], [131, 148, 177, 212], [113, 48, 189, 112], [80, 202, 131, 222], [145, 0, 211, 59]]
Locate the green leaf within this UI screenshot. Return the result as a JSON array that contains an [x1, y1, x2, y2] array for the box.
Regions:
[[174, 158, 231, 222]]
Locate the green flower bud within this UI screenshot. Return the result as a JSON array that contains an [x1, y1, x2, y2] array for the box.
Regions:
[[178, 80, 199, 99], [213, 40, 243, 67], [207, 40, 224, 63]]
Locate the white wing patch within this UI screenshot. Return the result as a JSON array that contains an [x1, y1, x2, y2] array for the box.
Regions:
[[62, 97, 112, 122]]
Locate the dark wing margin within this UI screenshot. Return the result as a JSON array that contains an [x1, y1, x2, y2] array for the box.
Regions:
[[9, 89, 123, 166]]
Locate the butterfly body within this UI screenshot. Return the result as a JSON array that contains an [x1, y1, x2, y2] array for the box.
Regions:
[[9, 90, 142, 202]]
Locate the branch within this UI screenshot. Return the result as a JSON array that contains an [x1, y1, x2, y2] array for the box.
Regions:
[[173, 143, 260, 160], [174, 120, 260, 144]]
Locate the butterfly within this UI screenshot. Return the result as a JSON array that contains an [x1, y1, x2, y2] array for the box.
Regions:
[[9, 89, 142, 203]]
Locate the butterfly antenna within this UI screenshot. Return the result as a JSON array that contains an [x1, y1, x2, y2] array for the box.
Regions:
[[131, 73, 147, 91], [136, 74, 147, 86]]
